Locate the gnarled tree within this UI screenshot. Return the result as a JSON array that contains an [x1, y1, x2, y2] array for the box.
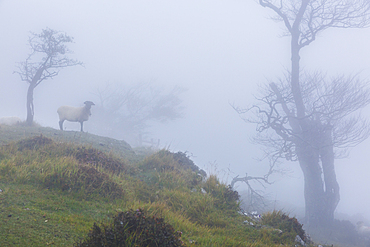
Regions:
[[240, 0, 370, 226], [14, 28, 82, 125], [237, 72, 370, 226]]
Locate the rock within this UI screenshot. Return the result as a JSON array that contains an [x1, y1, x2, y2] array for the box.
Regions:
[[238, 210, 248, 216], [245, 211, 261, 219], [295, 234, 306, 246], [243, 220, 254, 226], [273, 228, 283, 234], [261, 225, 283, 234]]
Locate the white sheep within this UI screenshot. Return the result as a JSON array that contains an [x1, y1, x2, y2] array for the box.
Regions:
[[0, 116, 22, 126], [57, 101, 95, 132]]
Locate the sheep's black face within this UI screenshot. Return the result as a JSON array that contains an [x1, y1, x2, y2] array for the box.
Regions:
[[84, 101, 95, 106]]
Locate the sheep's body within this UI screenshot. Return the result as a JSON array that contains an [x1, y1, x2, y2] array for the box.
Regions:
[[57, 101, 95, 132], [0, 116, 22, 126]]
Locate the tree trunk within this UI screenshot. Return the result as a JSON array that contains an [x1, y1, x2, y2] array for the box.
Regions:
[[289, 17, 340, 226], [296, 124, 324, 227], [26, 83, 35, 126], [291, 35, 305, 119], [320, 125, 340, 224], [295, 122, 339, 227], [26, 66, 43, 126]]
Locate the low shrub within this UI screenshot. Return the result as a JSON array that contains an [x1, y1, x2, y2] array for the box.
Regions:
[[171, 151, 206, 177], [67, 146, 132, 175], [137, 150, 206, 191], [203, 175, 240, 212], [139, 150, 205, 176], [261, 210, 305, 242], [76, 208, 184, 247], [16, 135, 53, 151]]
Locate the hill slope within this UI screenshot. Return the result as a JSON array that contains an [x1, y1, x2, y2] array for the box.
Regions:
[[0, 125, 137, 162], [0, 125, 318, 246]]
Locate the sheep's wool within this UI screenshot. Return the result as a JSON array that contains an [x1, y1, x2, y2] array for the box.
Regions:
[[0, 116, 22, 126]]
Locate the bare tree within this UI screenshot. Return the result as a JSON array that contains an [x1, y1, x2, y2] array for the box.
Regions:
[[237, 72, 370, 224], [231, 172, 271, 213], [14, 28, 82, 125], [91, 83, 185, 146], [240, 1, 370, 226]]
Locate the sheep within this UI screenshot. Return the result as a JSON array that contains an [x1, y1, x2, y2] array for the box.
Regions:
[[0, 116, 22, 126], [57, 101, 95, 132]]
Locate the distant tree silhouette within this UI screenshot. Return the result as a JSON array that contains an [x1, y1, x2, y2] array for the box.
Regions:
[[91, 83, 185, 146]]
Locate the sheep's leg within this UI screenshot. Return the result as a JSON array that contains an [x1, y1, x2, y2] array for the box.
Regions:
[[80, 121, 84, 132], [59, 120, 64, 130]]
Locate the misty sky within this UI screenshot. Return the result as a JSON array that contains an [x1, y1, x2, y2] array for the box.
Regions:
[[1, 0, 370, 221]]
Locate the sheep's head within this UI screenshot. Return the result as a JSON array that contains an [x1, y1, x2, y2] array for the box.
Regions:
[[84, 101, 95, 107], [84, 101, 95, 116]]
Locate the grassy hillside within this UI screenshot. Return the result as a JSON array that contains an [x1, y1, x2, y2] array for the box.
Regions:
[[0, 125, 320, 246], [0, 124, 136, 162]]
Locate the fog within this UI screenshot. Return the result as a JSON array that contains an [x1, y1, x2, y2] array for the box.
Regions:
[[1, 0, 370, 222]]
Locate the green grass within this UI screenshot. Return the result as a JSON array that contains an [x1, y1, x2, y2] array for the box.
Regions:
[[0, 183, 107, 246], [0, 126, 318, 246]]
